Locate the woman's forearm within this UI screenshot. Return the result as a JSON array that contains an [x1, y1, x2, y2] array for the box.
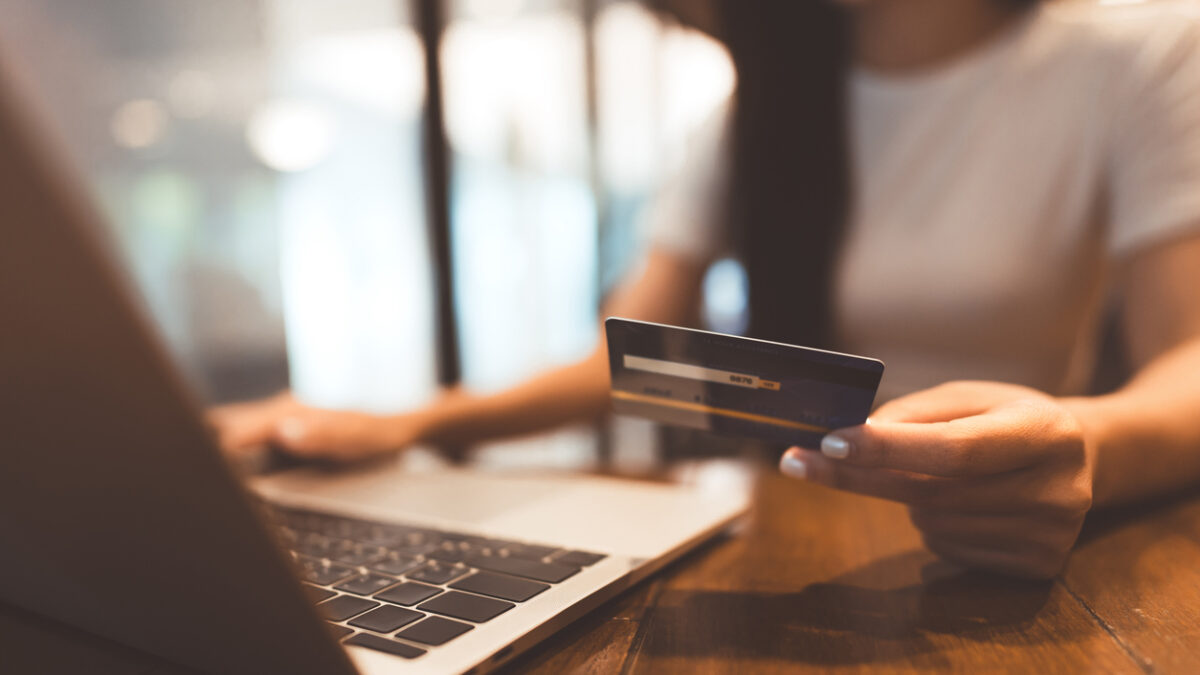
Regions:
[[411, 248, 707, 449], [417, 348, 612, 447], [1061, 338, 1200, 507]]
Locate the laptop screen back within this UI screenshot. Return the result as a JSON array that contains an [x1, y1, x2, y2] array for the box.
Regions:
[[0, 55, 357, 675]]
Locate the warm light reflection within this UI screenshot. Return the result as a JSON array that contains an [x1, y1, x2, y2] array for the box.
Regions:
[[463, 0, 527, 22], [441, 0, 736, 397], [597, 3, 735, 192], [111, 99, 169, 150], [442, 11, 588, 172], [261, 8, 436, 412], [287, 28, 426, 118], [246, 99, 338, 172], [441, 5, 596, 395]]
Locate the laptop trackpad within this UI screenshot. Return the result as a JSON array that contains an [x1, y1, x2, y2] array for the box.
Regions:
[[250, 457, 566, 527]]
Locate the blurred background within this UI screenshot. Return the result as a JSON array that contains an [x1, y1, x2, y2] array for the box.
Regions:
[[0, 0, 739, 466]]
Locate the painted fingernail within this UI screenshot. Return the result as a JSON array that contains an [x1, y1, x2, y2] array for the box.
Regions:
[[821, 434, 851, 459], [780, 454, 807, 479]]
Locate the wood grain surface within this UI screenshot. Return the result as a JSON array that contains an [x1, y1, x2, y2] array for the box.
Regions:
[[503, 470, 1200, 674], [6, 467, 1199, 674]]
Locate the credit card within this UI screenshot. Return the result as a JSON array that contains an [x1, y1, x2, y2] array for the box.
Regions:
[[605, 318, 884, 447]]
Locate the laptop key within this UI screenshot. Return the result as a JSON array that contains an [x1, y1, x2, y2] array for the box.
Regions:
[[450, 572, 550, 603], [418, 591, 514, 623], [335, 573, 398, 596], [318, 595, 379, 621], [391, 542, 438, 557], [499, 543, 561, 560], [372, 553, 421, 576], [294, 534, 335, 557], [347, 605, 423, 633], [328, 542, 388, 566], [427, 548, 466, 563], [554, 550, 607, 567], [408, 562, 468, 585], [303, 584, 337, 604], [327, 623, 354, 641], [353, 526, 404, 547], [344, 633, 426, 660], [299, 558, 355, 586], [375, 582, 442, 606], [463, 553, 580, 584], [395, 616, 473, 646]]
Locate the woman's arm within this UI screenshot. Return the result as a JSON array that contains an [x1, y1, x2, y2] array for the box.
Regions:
[[210, 248, 708, 459], [777, 234, 1200, 578], [1062, 235, 1200, 506], [417, 248, 708, 447]]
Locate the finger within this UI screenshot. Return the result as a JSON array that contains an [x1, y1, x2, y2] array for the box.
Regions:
[[823, 399, 1082, 477], [784, 447, 964, 506], [208, 392, 301, 450], [781, 448, 1076, 513], [209, 412, 275, 452], [268, 416, 336, 457], [922, 534, 1067, 580], [871, 381, 1042, 424], [268, 413, 396, 461], [209, 391, 296, 422], [217, 428, 270, 453]]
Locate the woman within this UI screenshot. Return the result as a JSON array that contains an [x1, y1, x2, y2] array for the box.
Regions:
[[213, 0, 1200, 578]]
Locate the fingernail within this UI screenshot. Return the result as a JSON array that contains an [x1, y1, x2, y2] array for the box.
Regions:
[[278, 418, 305, 442], [821, 434, 851, 459], [780, 454, 807, 479]]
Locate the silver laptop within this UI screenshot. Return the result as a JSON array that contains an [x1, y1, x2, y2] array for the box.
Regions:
[[0, 57, 748, 674]]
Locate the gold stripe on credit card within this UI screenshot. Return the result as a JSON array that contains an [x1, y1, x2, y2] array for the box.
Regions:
[[611, 390, 829, 433]]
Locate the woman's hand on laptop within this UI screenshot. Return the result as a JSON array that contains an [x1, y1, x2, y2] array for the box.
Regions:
[[208, 392, 434, 461], [779, 381, 1094, 579]]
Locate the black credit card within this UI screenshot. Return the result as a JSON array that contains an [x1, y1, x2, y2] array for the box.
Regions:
[[605, 318, 884, 447]]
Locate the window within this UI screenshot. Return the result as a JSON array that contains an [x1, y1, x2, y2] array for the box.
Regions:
[[1, 0, 733, 464], [0, 0, 436, 410]]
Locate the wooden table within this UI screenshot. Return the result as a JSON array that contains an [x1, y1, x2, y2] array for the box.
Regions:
[[5, 465, 1200, 674], [503, 469, 1200, 674]]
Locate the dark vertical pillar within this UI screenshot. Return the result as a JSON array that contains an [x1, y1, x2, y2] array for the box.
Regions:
[[415, 0, 460, 386]]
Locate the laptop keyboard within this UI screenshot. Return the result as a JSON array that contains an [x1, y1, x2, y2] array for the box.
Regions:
[[264, 503, 607, 660]]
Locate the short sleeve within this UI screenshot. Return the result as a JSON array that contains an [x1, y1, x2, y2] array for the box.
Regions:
[[641, 102, 732, 261], [1108, 11, 1200, 258]]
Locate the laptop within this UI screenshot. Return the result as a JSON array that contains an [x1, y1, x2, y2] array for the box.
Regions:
[[0, 58, 749, 674]]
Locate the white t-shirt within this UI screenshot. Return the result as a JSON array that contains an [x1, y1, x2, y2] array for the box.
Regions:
[[649, 1, 1200, 402]]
